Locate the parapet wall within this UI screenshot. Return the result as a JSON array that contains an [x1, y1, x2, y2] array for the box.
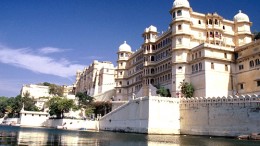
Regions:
[[180, 95, 260, 136], [99, 94, 260, 136], [99, 96, 181, 134]]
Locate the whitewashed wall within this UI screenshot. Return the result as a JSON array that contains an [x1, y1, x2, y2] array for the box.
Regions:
[[99, 96, 181, 134], [180, 95, 260, 136]]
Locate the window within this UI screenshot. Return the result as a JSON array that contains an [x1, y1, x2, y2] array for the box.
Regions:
[[249, 60, 254, 68], [210, 32, 213, 37], [223, 26, 225, 30], [224, 53, 227, 58], [199, 51, 201, 57], [120, 72, 123, 75], [178, 66, 182, 70], [177, 38, 182, 44], [209, 19, 212, 25], [177, 10, 182, 16], [239, 64, 244, 70], [178, 24, 182, 30], [199, 63, 202, 71], [257, 81, 260, 87], [225, 65, 228, 71], [198, 20, 201, 24], [119, 81, 122, 85], [256, 59, 260, 66], [120, 53, 124, 57], [240, 84, 244, 90], [192, 65, 194, 72], [172, 12, 176, 19], [211, 63, 214, 69], [118, 89, 121, 93], [215, 19, 218, 25]]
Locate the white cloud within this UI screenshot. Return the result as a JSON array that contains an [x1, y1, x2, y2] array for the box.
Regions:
[[38, 47, 65, 54], [0, 45, 85, 78], [86, 55, 103, 60]]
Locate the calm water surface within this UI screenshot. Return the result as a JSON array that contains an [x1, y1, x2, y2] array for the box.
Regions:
[[0, 125, 260, 146]]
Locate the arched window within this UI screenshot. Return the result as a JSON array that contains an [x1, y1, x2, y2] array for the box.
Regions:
[[178, 24, 182, 30], [209, 19, 212, 25], [172, 12, 176, 19], [250, 60, 255, 68], [177, 10, 182, 16], [199, 63, 202, 71], [255, 59, 260, 66], [151, 56, 155, 62], [151, 68, 155, 74], [215, 19, 218, 25], [210, 32, 214, 37], [198, 20, 201, 24]]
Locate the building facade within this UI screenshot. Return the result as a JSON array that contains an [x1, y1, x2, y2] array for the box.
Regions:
[[114, 0, 259, 100], [75, 60, 116, 101]]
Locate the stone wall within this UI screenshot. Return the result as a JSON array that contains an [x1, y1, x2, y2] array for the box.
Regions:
[[180, 95, 260, 136], [45, 119, 98, 130], [99, 95, 260, 136], [99, 96, 180, 134]]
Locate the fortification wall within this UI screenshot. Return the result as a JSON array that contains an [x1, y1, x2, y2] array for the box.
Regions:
[[99, 96, 181, 134], [180, 95, 260, 136]]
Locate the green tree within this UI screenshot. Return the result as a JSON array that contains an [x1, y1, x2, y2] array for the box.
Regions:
[[76, 92, 94, 107], [0, 96, 8, 118], [253, 32, 260, 40], [179, 80, 194, 98], [76, 92, 95, 118], [49, 84, 64, 97], [22, 96, 39, 111], [6, 96, 23, 117], [47, 97, 76, 118], [156, 86, 171, 97]]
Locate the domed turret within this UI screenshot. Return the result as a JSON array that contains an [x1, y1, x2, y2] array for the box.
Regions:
[[173, 0, 190, 8], [118, 41, 132, 52], [234, 10, 249, 22], [144, 25, 157, 33]]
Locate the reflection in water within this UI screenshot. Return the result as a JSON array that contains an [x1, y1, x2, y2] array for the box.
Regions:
[[1, 125, 260, 146]]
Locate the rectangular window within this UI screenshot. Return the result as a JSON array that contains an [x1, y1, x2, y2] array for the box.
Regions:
[[178, 25, 182, 30], [257, 81, 260, 87], [211, 62, 214, 69], [240, 84, 244, 90], [225, 65, 228, 71], [224, 53, 227, 58], [239, 64, 244, 70]]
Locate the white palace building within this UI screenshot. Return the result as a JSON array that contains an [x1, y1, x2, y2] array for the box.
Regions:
[[76, 0, 260, 101]]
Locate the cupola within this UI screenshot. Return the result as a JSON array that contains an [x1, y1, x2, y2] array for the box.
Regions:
[[118, 41, 132, 52], [173, 0, 190, 8], [234, 10, 249, 22]]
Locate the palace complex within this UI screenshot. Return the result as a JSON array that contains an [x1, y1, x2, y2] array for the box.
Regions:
[[75, 0, 260, 101]]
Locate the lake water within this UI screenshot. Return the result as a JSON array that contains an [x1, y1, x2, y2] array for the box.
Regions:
[[0, 125, 260, 146]]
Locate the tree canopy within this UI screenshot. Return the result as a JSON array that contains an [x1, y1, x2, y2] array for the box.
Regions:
[[179, 80, 194, 98], [46, 97, 76, 119], [0, 95, 39, 118], [156, 86, 171, 97], [254, 32, 260, 40]]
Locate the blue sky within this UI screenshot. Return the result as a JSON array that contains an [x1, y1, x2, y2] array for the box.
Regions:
[[0, 0, 259, 97]]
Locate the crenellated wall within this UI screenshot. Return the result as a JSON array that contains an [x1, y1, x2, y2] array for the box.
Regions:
[[99, 95, 260, 136], [99, 96, 181, 134], [180, 94, 260, 136]]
